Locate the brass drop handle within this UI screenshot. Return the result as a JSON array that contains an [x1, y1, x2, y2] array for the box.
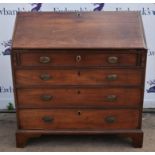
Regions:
[[40, 74, 52, 81], [40, 56, 51, 64], [105, 95, 117, 102], [105, 116, 116, 123], [76, 55, 81, 62], [107, 74, 118, 81], [42, 116, 54, 123], [41, 95, 53, 101], [108, 56, 118, 64]]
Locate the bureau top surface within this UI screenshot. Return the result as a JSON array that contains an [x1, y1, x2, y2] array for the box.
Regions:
[[12, 12, 147, 49]]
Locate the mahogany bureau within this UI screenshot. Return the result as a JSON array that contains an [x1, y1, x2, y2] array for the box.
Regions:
[[11, 12, 147, 148]]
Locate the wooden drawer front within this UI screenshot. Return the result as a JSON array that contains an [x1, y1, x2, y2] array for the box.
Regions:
[[19, 109, 139, 130], [16, 69, 142, 86], [19, 52, 138, 67], [17, 88, 141, 108]]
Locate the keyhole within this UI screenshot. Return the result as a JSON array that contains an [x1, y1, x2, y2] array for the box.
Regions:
[[77, 111, 81, 116], [76, 55, 81, 62], [77, 90, 81, 94], [77, 71, 81, 76]]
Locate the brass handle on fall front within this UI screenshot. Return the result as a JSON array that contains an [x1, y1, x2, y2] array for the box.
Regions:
[[76, 55, 81, 62], [42, 116, 54, 123], [108, 56, 118, 64], [107, 74, 118, 81], [105, 116, 116, 123], [41, 95, 53, 101], [105, 95, 117, 102], [40, 74, 52, 81], [40, 56, 51, 64]]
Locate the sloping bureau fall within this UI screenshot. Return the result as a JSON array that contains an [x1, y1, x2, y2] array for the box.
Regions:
[[11, 12, 147, 148]]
